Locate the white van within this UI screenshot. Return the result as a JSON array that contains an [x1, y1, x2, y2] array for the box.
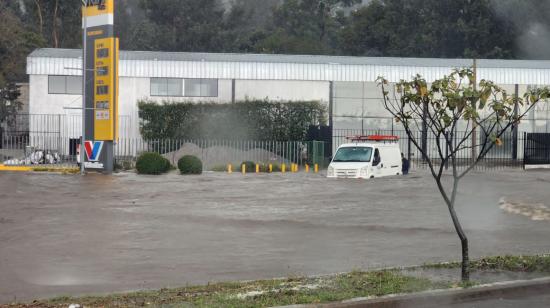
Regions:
[[327, 136, 403, 179]]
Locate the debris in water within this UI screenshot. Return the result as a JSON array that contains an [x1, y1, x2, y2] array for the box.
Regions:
[[499, 198, 550, 221]]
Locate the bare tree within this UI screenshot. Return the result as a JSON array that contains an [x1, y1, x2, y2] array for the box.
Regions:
[[52, 0, 59, 48], [377, 68, 549, 281], [33, 0, 43, 35]]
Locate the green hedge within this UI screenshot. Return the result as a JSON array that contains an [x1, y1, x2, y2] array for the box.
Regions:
[[138, 99, 327, 141], [240, 161, 256, 173], [136, 152, 171, 175], [178, 155, 203, 174], [261, 163, 281, 173]]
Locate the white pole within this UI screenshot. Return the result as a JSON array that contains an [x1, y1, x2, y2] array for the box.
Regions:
[[81, 6, 87, 175]]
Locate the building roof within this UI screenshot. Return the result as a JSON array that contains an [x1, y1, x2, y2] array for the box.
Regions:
[[28, 48, 550, 69], [27, 48, 550, 84]]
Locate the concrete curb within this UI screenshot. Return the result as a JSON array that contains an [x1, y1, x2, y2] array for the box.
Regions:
[[277, 277, 550, 308], [0, 164, 33, 172], [0, 164, 79, 173]]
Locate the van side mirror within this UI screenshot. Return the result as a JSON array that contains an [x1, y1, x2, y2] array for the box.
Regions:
[[373, 156, 381, 166]]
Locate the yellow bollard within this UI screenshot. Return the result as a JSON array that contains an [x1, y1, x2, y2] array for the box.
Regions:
[[282, 163, 286, 173], [269, 164, 273, 173], [305, 164, 310, 173], [228, 164, 232, 173], [242, 164, 246, 175], [314, 164, 319, 173], [256, 164, 260, 173]]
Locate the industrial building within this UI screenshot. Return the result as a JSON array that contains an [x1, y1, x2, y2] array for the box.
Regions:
[[26, 48, 550, 145]]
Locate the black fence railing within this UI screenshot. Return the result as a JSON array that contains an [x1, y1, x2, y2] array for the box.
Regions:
[[333, 129, 526, 170], [524, 133, 550, 166], [2, 125, 543, 171], [0, 134, 328, 170]]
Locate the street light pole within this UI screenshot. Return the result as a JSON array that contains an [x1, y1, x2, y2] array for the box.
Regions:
[[80, 1, 87, 175]]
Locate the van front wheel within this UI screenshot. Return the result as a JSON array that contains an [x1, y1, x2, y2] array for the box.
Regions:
[[370, 176, 375, 179]]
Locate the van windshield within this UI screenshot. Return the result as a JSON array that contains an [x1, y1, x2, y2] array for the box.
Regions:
[[333, 147, 373, 162]]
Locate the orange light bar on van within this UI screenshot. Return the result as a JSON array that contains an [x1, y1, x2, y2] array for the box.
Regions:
[[345, 135, 399, 142]]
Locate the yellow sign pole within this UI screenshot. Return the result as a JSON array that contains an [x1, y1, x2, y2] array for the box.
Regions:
[[82, 0, 118, 173]]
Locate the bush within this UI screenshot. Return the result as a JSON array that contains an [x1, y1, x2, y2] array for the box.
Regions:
[[240, 161, 256, 173], [258, 163, 281, 173], [115, 160, 134, 171], [136, 152, 171, 175], [178, 155, 203, 174], [269, 163, 282, 172]]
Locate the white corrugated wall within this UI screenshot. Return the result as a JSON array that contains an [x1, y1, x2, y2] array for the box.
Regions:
[[27, 56, 550, 85]]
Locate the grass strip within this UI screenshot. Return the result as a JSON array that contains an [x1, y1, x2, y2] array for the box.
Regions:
[[422, 254, 550, 272], [6, 255, 550, 308], [7, 271, 446, 308]]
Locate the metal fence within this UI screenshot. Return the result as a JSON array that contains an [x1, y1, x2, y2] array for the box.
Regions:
[[524, 133, 550, 166], [333, 129, 526, 171], [0, 114, 538, 171], [0, 135, 78, 167], [1, 135, 327, 170], [115, 139, 327, 170], [1, 113, 135, 139]]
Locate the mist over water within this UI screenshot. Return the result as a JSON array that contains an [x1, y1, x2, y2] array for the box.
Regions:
[[490, 0, 550, 59]]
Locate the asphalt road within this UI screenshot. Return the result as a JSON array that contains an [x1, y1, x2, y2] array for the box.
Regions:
[[1, 169, 549, 303], [450, 293, 550, 308]]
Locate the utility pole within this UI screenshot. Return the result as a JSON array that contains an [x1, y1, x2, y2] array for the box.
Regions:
[[471, 59, 477, 162], [512, 84, 519, 160], [80, 0, 87, 175]]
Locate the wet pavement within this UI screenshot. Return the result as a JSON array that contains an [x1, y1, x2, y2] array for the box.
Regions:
[[449, 293, 550, 308], [0, 169, 549, 303]]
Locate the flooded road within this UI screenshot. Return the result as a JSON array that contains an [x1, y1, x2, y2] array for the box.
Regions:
[[1, 170, 549, 303]]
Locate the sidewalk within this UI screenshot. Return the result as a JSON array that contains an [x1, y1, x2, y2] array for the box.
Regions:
[[281, 277, 550, 308]]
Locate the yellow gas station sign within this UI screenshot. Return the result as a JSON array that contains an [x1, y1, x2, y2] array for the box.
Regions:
[[93, 37, 119, 141], [82, 0, 114, 17], [80, 0, 118, 172]]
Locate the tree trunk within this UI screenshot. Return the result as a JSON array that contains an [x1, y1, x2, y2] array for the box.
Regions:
[[461, 237, 469, 281], [421, 102, 428, 160], [318, 1, 326, 41], [34, 0, 43, 35], [52, 0, 59, 48], [448, 202, 470, 281]]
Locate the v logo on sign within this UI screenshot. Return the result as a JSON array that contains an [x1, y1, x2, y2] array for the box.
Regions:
[[84, 141, 104, 162]]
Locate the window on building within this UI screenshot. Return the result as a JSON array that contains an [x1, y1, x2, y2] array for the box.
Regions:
[[48, 75, 82, 95], [185, 79, 218, 97], [48, 76, 65, 94], [150, 78, 183, 96], [66, 76, 82, 94]]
